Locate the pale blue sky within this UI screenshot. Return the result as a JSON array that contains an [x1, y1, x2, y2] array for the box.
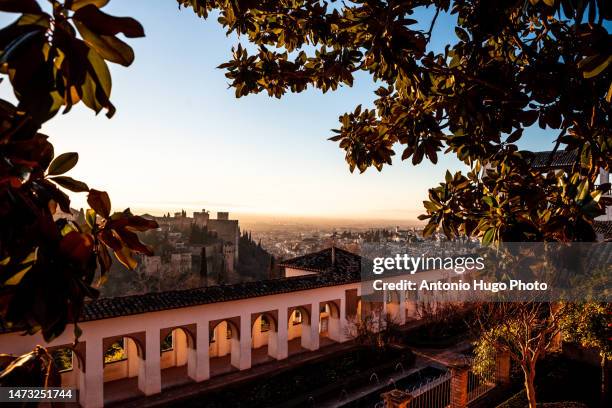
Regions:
[[1, 1, 558, 222]]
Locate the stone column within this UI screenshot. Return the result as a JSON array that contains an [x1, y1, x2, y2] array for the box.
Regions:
[[126, 339, 139, 378], [450, 364, 469, 408], [188, 320, 210, 382], [270, 307, 288, 360], [381, 389, 412, 408], [138, 330, 161, 395], [338, 297, 348, 342], [495, 351, 511, 386], [327, 303, 342, 342], [301, 303, 320, 351], [238, 313, 252, 370], [79, 338, 104, 408], [230, 330, 241, 369], [175, 330, 188, 367]]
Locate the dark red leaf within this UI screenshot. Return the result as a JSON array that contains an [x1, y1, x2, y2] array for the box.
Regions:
[[87, 189, 111, 218]]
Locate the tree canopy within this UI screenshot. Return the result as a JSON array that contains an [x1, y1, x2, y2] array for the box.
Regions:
[[174, 4, 610, 406], [0, 0, 157, 342], [179, 0, 611, 242]]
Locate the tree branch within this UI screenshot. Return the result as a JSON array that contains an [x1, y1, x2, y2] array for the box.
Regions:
[[426, 7, 441, 42]]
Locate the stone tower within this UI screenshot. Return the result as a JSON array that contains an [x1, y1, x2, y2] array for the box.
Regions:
[[223, 242, 235, 275]]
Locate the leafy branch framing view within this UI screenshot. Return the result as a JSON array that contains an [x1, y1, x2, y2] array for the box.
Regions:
[[0, 1, 610, 406]]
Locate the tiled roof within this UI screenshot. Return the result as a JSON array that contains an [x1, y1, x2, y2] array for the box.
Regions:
[[80, 247, 361, 322], [278, 247, 361, 273], [594, 221, 612, 240], [527, 150, 577, 170]]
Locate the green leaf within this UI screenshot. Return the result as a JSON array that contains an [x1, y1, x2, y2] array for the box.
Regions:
[[86, 49, 112, 99], [423, 200, 440, 212], [482, 196, 495, 207], [580, 55, 612, 79], [75, 20, 135, 66], [4, 263, 33, 285], [114, 246, 137, 270], [454, 27, 469, 42], [86, 209, 96, 229], [51, 176, 90, 192], [506, 128, 523, 144], [482, 228, 496, 245], [422, 222, 437, 238], [576, 180, 589, 201], [48, 152, 79, 176]]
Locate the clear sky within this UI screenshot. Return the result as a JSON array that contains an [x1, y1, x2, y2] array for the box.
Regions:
[[1, 1, 558, 223]]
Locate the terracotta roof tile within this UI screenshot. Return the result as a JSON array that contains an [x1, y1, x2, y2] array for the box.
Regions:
[[278, 247, 361, 273]]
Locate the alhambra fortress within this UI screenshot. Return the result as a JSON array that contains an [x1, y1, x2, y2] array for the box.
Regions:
[[0, 152, 610, 407]]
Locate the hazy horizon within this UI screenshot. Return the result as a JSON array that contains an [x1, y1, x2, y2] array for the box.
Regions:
[[67, 203, 424, 229]]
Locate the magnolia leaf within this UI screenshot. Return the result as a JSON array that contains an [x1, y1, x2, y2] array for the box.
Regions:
[[48, 152, 78, 176], [422, 221, 437, 237], [73, 5, 145, 38], [75, 20, 134, 66], [97, 243, 112, 273], [59, 231, 94, 264], [86, 209, 96, 229], [125, 216, 159, 231], [85, 49, 112, 101], [3, 264, 32, 285], [87, 189, 111, 218], [482, 228, 496, 245], [506, 128, 523, 144], [455, 27, 469, 42], [51, 176, 90, 192], [69, 0, 110, 11], [0, 0, 41, 13], [580, 55, 612, 79], [423, 200, 440, 212], [576, 180, 589, 201], [114, 246, 137, 270]]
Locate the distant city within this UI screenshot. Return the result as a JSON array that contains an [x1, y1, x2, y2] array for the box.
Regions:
[[56, 207, 447, 297]]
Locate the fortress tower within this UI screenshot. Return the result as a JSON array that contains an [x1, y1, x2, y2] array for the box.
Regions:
[[193, 209, 210, 227], [223, 242, 235, 275]]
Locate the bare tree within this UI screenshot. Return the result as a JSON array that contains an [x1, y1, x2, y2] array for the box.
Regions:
[[472, 302, 565, 408]]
